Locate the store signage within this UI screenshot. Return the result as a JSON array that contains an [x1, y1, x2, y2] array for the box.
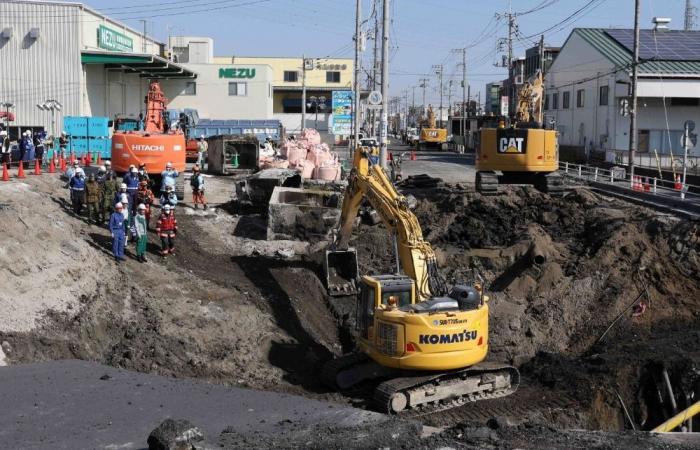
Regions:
[[331, 90, 353, 135], [219, 68, 256, 79], [98, 25, 133, 52]]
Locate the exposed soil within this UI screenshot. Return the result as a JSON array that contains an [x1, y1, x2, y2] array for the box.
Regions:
[[1, 173, 699, 447]]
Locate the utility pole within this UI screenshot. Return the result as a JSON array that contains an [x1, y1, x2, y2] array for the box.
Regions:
[[419, 78, 429, 119], [411, 85, 416, 127], [432, 64, 443, 127], [447, 80, 453, 119], [353, 0, 362, 149], [538, 34, 545, 125], [629, 0, 640, 185], [140, 20, 147, 53], [685, 0, 696, 30], [461, 49, 466, 145], [507, 13, 514, 118], [370, 0, 380, 137], [301, 55, 307, 131], [379, 0, 390, 168]]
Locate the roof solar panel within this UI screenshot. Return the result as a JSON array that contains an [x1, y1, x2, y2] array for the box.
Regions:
[[605, 29, 700, 61]]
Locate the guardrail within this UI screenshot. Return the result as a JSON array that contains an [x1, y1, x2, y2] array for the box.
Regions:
[[559, 161, 700, 202]]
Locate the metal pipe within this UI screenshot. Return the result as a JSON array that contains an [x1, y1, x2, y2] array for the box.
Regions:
[[662, 368, 679, 415], [652, 400, 700, 432]]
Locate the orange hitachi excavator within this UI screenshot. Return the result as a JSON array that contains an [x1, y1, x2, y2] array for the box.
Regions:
[[111, 80, 186, 199]]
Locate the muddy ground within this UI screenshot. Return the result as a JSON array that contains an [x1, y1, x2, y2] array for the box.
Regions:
[[1, 173, 699, 448]]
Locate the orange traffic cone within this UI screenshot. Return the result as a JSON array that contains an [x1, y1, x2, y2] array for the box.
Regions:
[[16, 161, 25, 179], [33, 159, 41, 175], [60, 156, 66, 172], [674, 174, 682, 190], [48, 158, 56, 174], [96, 153, 102, 165], [410, 151, 416, 161], [85, 152, 91, 167], [643, 176, 650, 192], [1, 163, 9, 181]]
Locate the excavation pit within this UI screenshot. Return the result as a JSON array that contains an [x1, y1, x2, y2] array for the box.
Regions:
[[267, 187, 341, 242]]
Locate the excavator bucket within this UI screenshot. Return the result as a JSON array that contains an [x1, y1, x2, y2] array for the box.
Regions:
[[324, 248, 359, 296]]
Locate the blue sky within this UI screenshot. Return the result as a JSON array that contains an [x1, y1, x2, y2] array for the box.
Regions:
[[87, 0, 690, 104]]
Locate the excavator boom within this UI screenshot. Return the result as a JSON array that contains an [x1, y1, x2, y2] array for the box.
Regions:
[[325, 145, 446, 299]]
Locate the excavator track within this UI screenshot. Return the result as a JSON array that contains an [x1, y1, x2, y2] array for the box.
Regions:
[[475, 171, 500, 195], [373, 362, 519, 415], [321, 352, 371, 390], [542, 172, 565, 195]]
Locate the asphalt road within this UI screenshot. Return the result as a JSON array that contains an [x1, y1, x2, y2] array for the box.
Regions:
[[0, 360, 388, 449]]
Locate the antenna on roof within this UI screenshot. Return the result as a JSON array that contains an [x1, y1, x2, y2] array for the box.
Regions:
[[685, 0, 697, 30], [652, 17, 671, 32]]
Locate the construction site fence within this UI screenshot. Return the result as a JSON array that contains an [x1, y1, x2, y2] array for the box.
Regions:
[[560, 146, 700, 176], [559, 161, 700, 202]]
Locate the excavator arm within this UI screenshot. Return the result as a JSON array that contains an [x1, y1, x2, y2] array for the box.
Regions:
[[326, 146, 447, 300]]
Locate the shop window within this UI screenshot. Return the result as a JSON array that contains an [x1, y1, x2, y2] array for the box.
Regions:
[[326, 71, 341, 83], [228, 82, 247, 96], [671, 97, 700, 106], [576, 89, 585, 108], [283, 71, 298, 82], [599, 85, 609, 106], [552, 92, 559, 109], [544, 94, 549, 110], [562, 91, 570, 109], [182, 82, 196, 96]]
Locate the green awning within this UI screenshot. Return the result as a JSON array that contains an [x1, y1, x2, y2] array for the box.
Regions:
[[81, 51, 197, 79]]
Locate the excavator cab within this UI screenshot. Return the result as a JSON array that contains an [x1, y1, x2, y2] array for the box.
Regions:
[[325, 248, 359, 296], [356, 275, 415, 340]]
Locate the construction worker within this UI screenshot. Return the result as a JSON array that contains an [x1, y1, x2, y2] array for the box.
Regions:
[[137, 163, 150, 183], [18, 131, 31, 162], [109, 202, 127, 262], [58, 131, 68, 159], [159, 184, 178, 209], [100, 168, 119, 226], [135, 180, 155, 226], [33, 132, 45, 167], [114, 183, 130, 239], [133, 204, 149, 263], [69, 168, 86, 214], [197, 135, 208, 169], [85, 173, 102, 224], [156, 204, 177, 256], [160, 161, 178, 196], [1, 130, 10, 165], [104, 160, 115, 179], [190, 164, 207, 210], [123, 166, 140, 216]]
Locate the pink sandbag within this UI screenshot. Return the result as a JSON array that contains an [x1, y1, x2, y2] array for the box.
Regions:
[[306, 145, 331, 166], [299, 128, 321, 145], [314, 157, 340, 181], [263, 159, 289, 169], [286, 145, 308, 165], [295, 159, 315, 179]]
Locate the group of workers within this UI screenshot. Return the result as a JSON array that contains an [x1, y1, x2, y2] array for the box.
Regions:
[[66, 160, 207, 263], [0, 130, 69, 165]]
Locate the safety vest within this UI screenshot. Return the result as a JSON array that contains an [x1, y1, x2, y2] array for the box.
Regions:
[[156, 213, 177, 234]]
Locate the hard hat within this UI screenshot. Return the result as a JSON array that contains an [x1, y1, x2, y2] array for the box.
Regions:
[[120, 183, 127, 190], [138, 203, 146, 210], [61, 131, 67, 136], [73, 161, 79, 166], [76, 168, 84, 175], [104, 160, 111, 166], [115, 202, 123, 210], [200, 134, 205, 139], [166, 161, 173, 168], [163, 204, 172, 211], [99, 165, 106, 172], [130, 167, 138, 173]]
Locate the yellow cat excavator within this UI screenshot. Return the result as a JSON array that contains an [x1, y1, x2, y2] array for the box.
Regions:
[[322, 144, 519, 414], [476, 72, 562, 194]]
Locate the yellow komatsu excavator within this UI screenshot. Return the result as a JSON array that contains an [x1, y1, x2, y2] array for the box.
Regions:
[[476, 71, 562, 194], [322, 145, 519, 414]]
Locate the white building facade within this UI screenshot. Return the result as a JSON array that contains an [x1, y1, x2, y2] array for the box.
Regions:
[[545, 28, 700, 159]]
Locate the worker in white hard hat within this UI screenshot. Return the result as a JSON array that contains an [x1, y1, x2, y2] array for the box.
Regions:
[[59, 131, 68, 159], [109, 202, 127, 262], [197, 134, 208, 170], [133, 203, 149, 262], [0, 130, 9, 165], [156, 203, 177, 256], [160, 161, 179, 197]]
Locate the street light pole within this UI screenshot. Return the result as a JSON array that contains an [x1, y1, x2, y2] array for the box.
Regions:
[[353, 0, 362, 149], [301, 55, 307, 132]]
